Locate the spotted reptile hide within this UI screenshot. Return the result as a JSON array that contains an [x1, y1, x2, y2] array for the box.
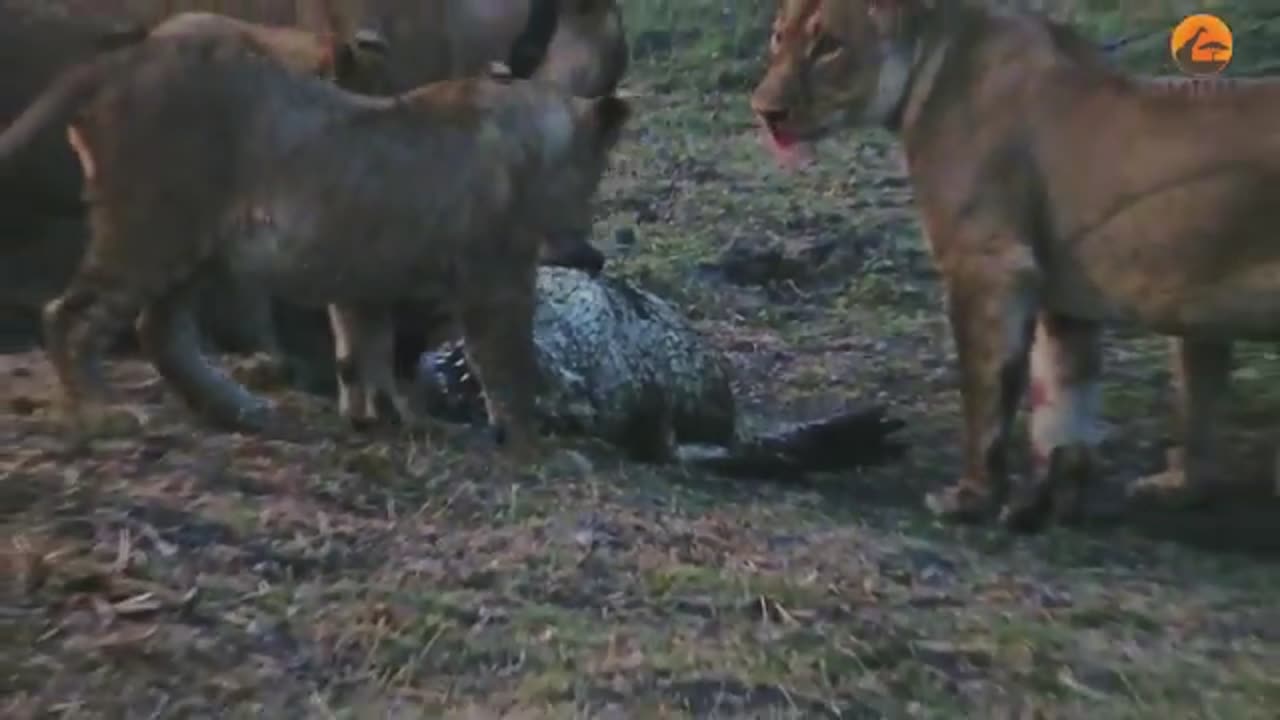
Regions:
[[417, 267, 906, 476]]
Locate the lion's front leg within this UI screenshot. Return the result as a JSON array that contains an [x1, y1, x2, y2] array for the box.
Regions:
[[42, 278, 146, 447], [1126, 337, 1232, 510], [1005, 312, 1105, 530], [456, 267, 544, 462], [925, 257, 1039, 525]]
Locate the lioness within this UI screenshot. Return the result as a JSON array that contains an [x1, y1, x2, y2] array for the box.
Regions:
[[0, 31, 630, 455], [750, 0, 1280, 531]]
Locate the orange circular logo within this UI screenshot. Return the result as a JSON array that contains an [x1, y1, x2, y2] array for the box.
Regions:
[[1170, 14, 1233, 76]]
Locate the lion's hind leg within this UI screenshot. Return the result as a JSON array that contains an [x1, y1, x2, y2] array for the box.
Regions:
[[135, 271, 273, 432], [327, 302, 420, 429], [1126, 337, 1232, 510], [41, 273, 146, 444]]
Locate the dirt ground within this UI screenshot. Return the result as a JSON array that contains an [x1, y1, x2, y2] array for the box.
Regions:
[[5, 3, 1280, 718]]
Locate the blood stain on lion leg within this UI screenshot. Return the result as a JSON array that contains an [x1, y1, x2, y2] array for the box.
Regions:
[[1005, 312, 1104, 530], [925, 258, 1040, 526], [456, 273, 544, 463], [1126, 337, 1232, 510], [135, 273, 273, 433]]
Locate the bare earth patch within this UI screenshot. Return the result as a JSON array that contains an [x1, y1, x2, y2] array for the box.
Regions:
[[6, 4, 1280, 716]]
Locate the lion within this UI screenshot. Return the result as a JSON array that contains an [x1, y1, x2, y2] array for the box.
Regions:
[[0, 2, 389, 357], [750, 0, 1280, 532], [0, 5, 147, 347], [0, 30, 630, 456], [35, 0, 627, 94], [328, 0, 629, 98], [0, 0, 628, 364], [144, 11, 388, 79]]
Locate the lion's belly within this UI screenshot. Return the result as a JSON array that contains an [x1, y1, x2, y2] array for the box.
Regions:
[[221, 208, 449, 308], [1046, 263, 1280, 340], [1046, 184, 1280, 340]]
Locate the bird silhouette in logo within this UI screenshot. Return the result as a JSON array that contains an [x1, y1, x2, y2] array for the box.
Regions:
[[1172, 20, 1232, 75]]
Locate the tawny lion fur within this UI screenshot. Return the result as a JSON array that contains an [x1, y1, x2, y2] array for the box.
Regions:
[[1, 31, 630, 455], [108, 0, 628, 97], [0, 0, 628, 364], [0, 2, 389, 358], [751, 0, 1280, 531]]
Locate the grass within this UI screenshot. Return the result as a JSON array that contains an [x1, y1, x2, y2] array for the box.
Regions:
[[5, 1, 1280, 717]]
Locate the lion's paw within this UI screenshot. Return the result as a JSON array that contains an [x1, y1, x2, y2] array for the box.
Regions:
[[925, 482, 998, 525], [1125, 467, 1214, 511]]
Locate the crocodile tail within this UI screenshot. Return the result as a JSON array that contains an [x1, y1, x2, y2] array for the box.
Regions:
[[679, 404, 908, 480]]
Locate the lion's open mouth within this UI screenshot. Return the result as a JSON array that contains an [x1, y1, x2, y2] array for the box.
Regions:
[[758, 119, 814, 168], [766, 124, 799, 148]]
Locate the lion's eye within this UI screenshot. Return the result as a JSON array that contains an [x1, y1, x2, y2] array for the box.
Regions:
[[770, 29, 783, 53], [809, 33, 842, 60]]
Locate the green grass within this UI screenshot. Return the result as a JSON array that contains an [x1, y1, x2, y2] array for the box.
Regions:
[[5, 1, 1280, 717]]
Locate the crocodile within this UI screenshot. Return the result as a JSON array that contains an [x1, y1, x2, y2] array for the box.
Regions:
[[415, 266, 907, 478]]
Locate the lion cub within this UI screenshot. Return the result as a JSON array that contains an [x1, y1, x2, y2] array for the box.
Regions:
[[0, 30, 630, 455]]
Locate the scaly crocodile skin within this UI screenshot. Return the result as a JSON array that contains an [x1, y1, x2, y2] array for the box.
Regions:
[[418, 266, 735, 460]]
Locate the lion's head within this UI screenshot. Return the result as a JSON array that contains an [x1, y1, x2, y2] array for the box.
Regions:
[[527, 92, 631, 243], [750, 0, 935, 163], [454, 79, 630, 252]]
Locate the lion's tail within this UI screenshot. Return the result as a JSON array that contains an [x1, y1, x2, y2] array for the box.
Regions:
[[0, 42, 139, 166]]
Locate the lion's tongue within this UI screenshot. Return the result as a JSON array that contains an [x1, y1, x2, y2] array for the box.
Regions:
[[762, 127, 811, 168]]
